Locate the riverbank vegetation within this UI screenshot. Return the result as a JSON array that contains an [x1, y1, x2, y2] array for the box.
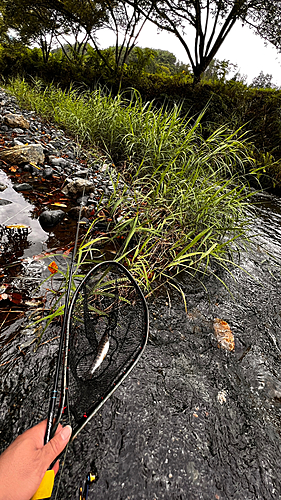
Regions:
[[1, 42, 281, 190], [7, 78, 257, 292], [2, 0, 281, 292]]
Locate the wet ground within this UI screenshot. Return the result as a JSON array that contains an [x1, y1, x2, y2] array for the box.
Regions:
[[1, 189, 281, 499]]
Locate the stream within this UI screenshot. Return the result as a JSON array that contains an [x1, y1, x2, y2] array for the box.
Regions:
[[1, 168, 281, 499]]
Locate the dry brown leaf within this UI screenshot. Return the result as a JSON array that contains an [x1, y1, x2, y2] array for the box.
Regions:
[[213, 318, 235, 351]]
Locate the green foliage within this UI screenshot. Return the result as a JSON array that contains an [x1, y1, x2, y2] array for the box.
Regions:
[[126, 48, 191, 76], [202, 59, 237, 84], [1, 39, 281, 189], [250, 71, 278, 89], [7, 78, 256, 289]]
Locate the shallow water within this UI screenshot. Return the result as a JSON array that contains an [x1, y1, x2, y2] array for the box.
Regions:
[[1, 188, 281, 499]]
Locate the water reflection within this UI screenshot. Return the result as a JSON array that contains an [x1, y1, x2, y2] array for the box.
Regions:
[[0, 169, 48, 261]]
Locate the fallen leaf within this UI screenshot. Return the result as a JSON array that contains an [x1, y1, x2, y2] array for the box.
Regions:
[[63, 247, 73, 256], [25, 299, 43, 307], [10, 292, 22, 304], [48, 261, 58, 274], [6, 224, 29, 230], [51, 202, 67, 208], [9, 165, 18, 172], [213, 318, 235, 351]]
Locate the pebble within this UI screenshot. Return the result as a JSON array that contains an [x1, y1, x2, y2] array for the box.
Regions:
[[0, 198, 12, 205], [13, 183, 33, 192], [0, 87, 125, 226]]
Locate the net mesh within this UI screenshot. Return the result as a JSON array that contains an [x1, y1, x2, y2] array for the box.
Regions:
[[65, 262, 148, 432]]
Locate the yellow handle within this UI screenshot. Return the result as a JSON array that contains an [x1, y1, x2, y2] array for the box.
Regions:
[[31, 470, 55, 500]]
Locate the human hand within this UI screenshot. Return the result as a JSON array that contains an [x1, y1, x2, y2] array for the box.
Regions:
[[0, 420, 72, 500]]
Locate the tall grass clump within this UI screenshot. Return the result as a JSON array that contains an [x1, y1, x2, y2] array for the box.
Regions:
[[7, 78, 257, 292]]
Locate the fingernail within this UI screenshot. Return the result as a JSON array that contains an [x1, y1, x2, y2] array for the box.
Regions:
[[60, 425, 72, 441]]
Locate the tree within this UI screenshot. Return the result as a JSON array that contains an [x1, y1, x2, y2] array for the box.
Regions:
[[123, 0, 281, 84], [1, 0, 151, 82], [2, 2, 69, 62], [251, 71, 277, 90], [202, 58, 237, 83]]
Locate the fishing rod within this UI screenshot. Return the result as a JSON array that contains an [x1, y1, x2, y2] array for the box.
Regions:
[[30, 192, 87, 500], [44, 202, 82, 444]]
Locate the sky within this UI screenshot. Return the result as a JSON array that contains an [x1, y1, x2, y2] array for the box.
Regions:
[[97, 19, 281, 86]]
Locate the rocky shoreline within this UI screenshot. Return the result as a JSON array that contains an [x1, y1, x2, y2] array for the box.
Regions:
[[0, 87, 124, 230]]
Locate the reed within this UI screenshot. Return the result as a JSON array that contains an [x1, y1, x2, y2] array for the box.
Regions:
[[7, 78, 257, 293]]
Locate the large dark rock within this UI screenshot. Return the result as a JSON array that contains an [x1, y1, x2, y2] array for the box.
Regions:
[[39, 210, 65, 229]]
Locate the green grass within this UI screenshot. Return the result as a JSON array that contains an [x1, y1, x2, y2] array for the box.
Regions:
[[7, 77, 258, 295]]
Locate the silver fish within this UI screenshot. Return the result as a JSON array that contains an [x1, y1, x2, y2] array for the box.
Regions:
[[88, 332, 109, 377]]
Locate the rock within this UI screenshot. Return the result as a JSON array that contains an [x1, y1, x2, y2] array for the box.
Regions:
[[0, 183, 7, 191], [49, 157, 69, 167], [12, 128, 25, 134], [67, 206, 94, 220], [23, 165, 32, 173], [39, 210, 65, 229], [13, 139, 25, 146], [43, 166, 54, 179], [0, 144, 45, 165], [0, 198, 12, 205], [13, 183, 33, 192], [74, 169, 88, 178], [62, 179, 95, 198], [76, 195, 89, 205], [4, 114, 30, 129]]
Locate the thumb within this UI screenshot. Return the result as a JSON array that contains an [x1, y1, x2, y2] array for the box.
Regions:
[[42, 425, 72, 466]]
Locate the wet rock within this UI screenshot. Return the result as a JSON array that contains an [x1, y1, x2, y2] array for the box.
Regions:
[[0, 144, 44, 165], [0, 183, 7, 191], [74, 169, 88, 178], [62, 178, 95, 198], [43, 166, 54, 179], [12, 128, 25, 134], [39, 210, 65, 229], [13, 139, 25, 147], [77, 195, 89, 205], [22, 164, 33, 173], [0, 198, 12, 205], [67, 206, 94, 220], [49, 157, 69, 167], [4, 114, 30, 129], [13, 183, 33, 192]]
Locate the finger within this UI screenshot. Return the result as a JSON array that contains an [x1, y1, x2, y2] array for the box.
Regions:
[[22, 420, 48, 448], [54, 424, 63, 436], [42, 425, 72, 467], [52, 459, 60, 476]]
